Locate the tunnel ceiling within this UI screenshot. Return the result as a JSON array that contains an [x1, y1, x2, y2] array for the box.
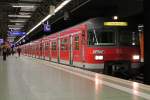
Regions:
[[0, 0, 143, 41]]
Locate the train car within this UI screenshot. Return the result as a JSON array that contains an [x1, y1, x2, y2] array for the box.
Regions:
[[20, 17, 140, 77]]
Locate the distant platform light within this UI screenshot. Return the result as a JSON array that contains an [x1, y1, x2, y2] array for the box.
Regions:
[[132, 42, 136, 46], [10, 20, 27, 23], [113, 16, 118, 20], [22, 39, 25, 43], [8, 25, 24, 28], [8, 15, 31, 18], [12, 5, 35, 8]]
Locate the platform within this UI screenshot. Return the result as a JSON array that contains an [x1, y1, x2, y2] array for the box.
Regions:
[[0, 55, 149, 100]]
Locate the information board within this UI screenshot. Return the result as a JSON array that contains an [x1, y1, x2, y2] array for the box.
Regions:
[[8, 31, 26, 37]]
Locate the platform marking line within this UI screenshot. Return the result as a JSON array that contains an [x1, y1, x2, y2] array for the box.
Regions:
[[22, 57, 150, 100]]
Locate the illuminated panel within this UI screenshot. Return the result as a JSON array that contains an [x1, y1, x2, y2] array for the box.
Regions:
[[0, 39, 3, 44], [104, 22, 128, 26]]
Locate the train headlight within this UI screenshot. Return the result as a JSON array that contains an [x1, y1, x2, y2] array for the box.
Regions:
[[132, 55, 140, 60], [95, 55, 103, 60]]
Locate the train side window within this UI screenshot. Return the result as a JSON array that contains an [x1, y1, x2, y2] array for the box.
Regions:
[[40, 44, 42, 51], [61, 38, 68, 50], [52, 42, 56, 50], [74, 35, 79, 50], [45, 42, 49, 50]]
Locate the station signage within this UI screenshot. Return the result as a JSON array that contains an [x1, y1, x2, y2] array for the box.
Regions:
[[0, 39, 4, 44], [104, 22, 128, 26], [8, 31, 26, 37], [43, 21, 51, 32], [7, 37, 15, 43]]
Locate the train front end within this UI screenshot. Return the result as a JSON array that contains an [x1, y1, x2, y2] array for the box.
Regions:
[[85, 18, 140, 76]]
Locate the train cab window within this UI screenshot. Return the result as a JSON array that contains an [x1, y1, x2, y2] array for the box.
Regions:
[[118, 29, 139, 46], [61, 38, 68, 50], [88, 28, 115, 46], [74, 35, 79, 50], [52, 42, 56, 50]]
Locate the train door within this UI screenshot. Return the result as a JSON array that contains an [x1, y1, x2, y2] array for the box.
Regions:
[[72, 31, 85, 68], [44, 41, 49, 60], [35, 45, 36, 58], [81, 31, 86, 66], [35, 44, 37, 58], [40, 42, 42, 59], [31, 44, 33, 57], [38, 42, 41, 59], [36, 44, 38, 58], [49, 40, 51, 61], [43, 42, 45, 59], [69, 35, 73, 65], [58, 36, 60, 63], [42, 41, 44, 59], [32, 45, 34, 57]]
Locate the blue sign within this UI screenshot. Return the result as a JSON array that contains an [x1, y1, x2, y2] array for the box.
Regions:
[[8, 31, 26, 36], [0, 39, 4, 44], [44, 21, 51, 32]]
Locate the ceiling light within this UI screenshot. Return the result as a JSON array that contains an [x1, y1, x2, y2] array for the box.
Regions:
[[16, 0, 72, 44], [12, 5, 35, 8], [15, 23, 25, 25], [8, 15, 31, 18], [8, 25, 24, 28], [113, 16, 118, 20], [10, 20, 27, 23], [55, 0, 71, 13], [19, 12, 32, 15], [9, 27, 21, 30]]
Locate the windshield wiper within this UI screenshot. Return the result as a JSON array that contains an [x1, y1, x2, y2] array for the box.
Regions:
[[93, 29, 99, 45]]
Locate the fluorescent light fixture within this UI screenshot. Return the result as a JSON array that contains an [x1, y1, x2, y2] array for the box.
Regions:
[[10, 20, 27, 23], [19, 12, 32, 15], [8, 15, 31, 18], [12, 3, 35, 8], [12, 5, 35, 8], [15, 23, 24, 25], [9, 27, 22, 30], [55, 0, 71, 13], [8, 25, 24, 28], [16, 0, 72, 44]]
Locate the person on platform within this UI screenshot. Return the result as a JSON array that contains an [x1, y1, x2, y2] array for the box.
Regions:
[[2, 44, 8, 61], [17, 47, 21, 57]]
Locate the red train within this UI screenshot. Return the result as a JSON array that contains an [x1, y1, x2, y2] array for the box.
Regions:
[[20, 17, 140, 75]]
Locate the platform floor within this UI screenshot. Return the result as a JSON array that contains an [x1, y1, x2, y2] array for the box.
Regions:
[[0, 55, 149, 100]]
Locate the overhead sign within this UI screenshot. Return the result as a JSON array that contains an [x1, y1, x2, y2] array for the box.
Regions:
[[104, 22, 128, 26], [8, 31, 26, 36], [0, 39, 4, 44], [44, 21, 51, 32], [7, 37, 15, 43]]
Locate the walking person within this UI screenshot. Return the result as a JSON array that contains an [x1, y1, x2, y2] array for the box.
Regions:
[[11, 47, 15, 56], [2, 44, 7, 61], [0, 46, 2, 56], [17, 47, 21, 57]]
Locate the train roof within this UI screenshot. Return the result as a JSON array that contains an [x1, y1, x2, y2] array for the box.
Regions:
[[33, 17, 102, 42]]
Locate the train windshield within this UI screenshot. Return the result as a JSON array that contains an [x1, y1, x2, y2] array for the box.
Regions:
[[88, 27, 139, 46], [118, 28, 139, 46], [87, 18, 139, 46], [88, 27, 116, 46]]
